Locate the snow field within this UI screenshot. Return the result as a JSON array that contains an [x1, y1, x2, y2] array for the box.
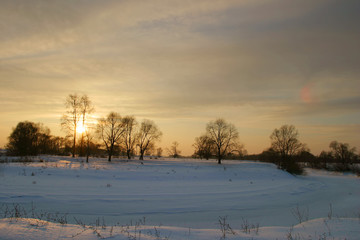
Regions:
[[0, 156, 359, 239]]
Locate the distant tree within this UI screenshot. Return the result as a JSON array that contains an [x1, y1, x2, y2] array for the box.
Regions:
[[206, 118, 239, 164], [295, 150, 315, 162], [63, 136, 73, 155], [318, 150, 334, 163], [293, 150, 320, 168], [193, 134, 213, 160], [137, 119, 162, 160], [156, 147, 163, 158], [167, 141, 181, 158], [329, 141, 357, 165], [97, 112, 125, 162], [270, 125, 305, 159], [84, 125, 96, 162], [6, 121, 40, 156], [49, 136, 66, 155], [36, 124, 52, 154], [61, 94, 82, 157], [79, 95, 94, 157], [122, 116, 138, 160], [270, 124, 306, 174], [7, 121, 65, 156], [259, 148, 279, 163], [227, 142, 247, 159]]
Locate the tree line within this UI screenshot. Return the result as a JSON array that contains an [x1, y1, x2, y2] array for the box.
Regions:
[[5, 94, 359, 174], [192, 121, 358, 174], [60, 94, 162, 162], [6, 121, 70, 156], [242, 125, 359, 174]]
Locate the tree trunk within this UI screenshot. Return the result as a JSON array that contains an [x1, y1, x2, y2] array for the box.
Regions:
[[139, 150, 144, 160], [86, 142, 89, 163], [127, 149, 131, 160], [80, 116, 85, 157], [72, 128, 76, 158], [108, 144, 113, 162], [80, 134, 84, 157], [217, 147, 222, 164]]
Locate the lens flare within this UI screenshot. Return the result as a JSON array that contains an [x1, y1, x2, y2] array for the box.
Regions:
[[300, 84, 313, 103]]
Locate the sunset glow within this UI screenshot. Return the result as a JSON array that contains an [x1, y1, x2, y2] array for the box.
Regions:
[[76, 122, 86, 134], [0, 0, 359, 155], [0, 4, 360, 236]]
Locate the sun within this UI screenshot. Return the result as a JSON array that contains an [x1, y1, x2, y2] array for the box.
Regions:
[[76, 122, 86, 134]]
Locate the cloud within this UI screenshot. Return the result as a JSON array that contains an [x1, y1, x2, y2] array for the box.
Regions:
[[0, 0, 359, 153]]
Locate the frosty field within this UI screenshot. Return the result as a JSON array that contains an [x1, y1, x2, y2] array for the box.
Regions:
[[0, 156, 359, 239]]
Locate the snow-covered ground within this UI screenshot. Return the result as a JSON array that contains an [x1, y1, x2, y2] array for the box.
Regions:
[[0, 156, 359, 239]]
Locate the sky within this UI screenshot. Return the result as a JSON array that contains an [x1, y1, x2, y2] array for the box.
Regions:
[[0, 0, 359, 156]]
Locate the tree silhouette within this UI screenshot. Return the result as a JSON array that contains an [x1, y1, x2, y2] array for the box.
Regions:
[[329, 141, 357, 165], [270, 124, 306, 174], [137, 119, 162, 160], [36, 124, 51, 154], [79, 95, 94, 157], [156, 147, 163, 158], [167, 141, 181, 158], [61, 94, 94, 157], [84, 124, 96, 163], [6, 121, 63, 156], [193, 134, 213, 160], [97, 112, 125, 162], [270, 125, 305, 159], [7, 121, 40, 156], [61, 94, 82, 157], [122, 116, 137, 160], [206, 118, 239, 164]]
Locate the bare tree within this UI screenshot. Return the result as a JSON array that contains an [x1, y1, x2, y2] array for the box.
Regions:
[[79, 95, 94, 157], [137, 119, 162, 160], [84, 124, 96, 163], [50, 136, 66, 155], [167, 141, 181, 158], [329, 141, 357, 165], [229, 142, 247, 158], [270, 124, 306, 173], [61, 94, 82, 157], [270, 125, 305, 160], [206, 118, 239, 164], [156, 147, 163, 158], [193, 134, 214, 160], [36, 123, 52, 154], [97, 112, 125, 162], [122, 116, 137, 160]]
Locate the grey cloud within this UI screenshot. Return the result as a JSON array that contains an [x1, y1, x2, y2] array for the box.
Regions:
[[1, 0, 359, 119]]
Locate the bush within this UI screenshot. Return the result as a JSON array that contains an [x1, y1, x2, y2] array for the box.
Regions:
[[349, 164, 360, 176], [281, 159, 304, 175]]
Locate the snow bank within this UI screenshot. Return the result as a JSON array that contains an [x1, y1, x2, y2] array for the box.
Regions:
[[0, 217, 359, 240]]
